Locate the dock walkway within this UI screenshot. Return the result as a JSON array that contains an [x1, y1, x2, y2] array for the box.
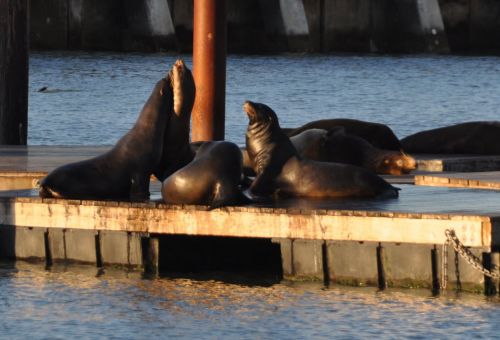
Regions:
[[1, 146, 499, 293]]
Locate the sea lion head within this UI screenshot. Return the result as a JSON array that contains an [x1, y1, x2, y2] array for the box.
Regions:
[[170, 59, 195, 117], [375, 151, 417, 175], [243, 101, 280, 128], [243, 101, 296, 176]]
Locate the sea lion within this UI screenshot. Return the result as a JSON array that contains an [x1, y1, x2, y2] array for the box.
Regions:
[[241, 128, 415, 176], [244, 101, 399, 199], [401, 121, 500, 155], [292, 128, 416, 175], [154, 59, 196, 181], [39, 71, 173, 201], [161, 141, 249, 208], [283, 118, 402, 151]]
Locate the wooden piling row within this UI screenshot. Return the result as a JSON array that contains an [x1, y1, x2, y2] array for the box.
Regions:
[[277, 239, 499, 294], [0, 226, 156, 270], [0, 224, 499, 294]]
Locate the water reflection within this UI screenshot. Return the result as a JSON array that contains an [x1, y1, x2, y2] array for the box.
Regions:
[[1, 261, 499, 338]]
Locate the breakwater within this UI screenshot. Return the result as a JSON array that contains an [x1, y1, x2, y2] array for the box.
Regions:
[[29, 0, 500, 54]]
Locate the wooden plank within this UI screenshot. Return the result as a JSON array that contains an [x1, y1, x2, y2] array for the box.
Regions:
[[416, 171, 500, 190], [0, 197, 493, 247]]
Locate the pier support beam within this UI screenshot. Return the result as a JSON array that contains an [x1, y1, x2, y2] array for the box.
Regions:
[[191, 0, 227, 141], [483, 252, 499, 296], [142, 236, 159, 276], [0, 0, 29, 145]]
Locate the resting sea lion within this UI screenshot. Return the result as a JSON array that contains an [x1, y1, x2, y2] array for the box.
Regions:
[[241, 128, 415, 176], [244, 101, 399, 199], [154, 59, 196, 181], [39, 70, 174, 201], [292, 128, 416, 175], [162, 141, 249, 208], [283, 118, 402, 151], [401, 121, 500, 155]]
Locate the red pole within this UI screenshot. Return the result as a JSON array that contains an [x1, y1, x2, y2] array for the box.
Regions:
[[191, 0, 227, 142]]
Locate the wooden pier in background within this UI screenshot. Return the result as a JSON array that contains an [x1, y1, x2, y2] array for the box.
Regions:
[[0, 146, 500, 294]]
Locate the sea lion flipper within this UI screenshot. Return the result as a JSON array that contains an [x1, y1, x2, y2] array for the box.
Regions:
[[209, 187, 253, 210], [129, 173, 150, 202], [249, 172, 276, 197]]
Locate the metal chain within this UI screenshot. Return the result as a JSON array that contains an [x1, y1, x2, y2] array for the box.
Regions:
[[443, 229, 500, 284]]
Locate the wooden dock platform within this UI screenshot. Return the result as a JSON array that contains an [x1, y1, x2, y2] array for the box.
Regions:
[[1, 146, 499, 293]]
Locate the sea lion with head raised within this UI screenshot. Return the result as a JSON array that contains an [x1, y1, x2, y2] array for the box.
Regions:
[[291, 128, 416, 175], [401, 121, 500, 155], [39, 69, 174, 201], [283, 118, 402, 151], [244, 101, 399, 199], [162, 141, 249, 208], [154, 59, 196, 181]]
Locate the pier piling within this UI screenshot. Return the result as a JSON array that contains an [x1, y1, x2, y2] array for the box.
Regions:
[[142, 236, 159, 276], [0, 0, 29, 145], [483, 252, 498, 296], [377, 244, 387, 290], [431, 247, 440, 294]]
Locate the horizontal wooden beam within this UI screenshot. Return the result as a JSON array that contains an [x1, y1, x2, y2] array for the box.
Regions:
[[0, 197, 495, 248]]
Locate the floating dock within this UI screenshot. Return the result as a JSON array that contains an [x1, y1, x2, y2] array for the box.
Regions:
[[0, 146, 499, 294]]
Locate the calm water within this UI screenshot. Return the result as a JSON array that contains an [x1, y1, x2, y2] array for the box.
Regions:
[[1, 261, 499, 339], [11, 52, 500, 337], [28, 52, 500, 145]]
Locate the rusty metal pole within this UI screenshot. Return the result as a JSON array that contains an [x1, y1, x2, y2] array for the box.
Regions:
[[191, 0, 227, 142]]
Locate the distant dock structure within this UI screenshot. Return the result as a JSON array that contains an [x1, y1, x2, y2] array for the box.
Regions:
[[28, 0, 500, 54]]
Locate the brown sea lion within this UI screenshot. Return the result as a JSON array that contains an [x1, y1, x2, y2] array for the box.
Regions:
[[283, 118, 402, 151], [39, 71, 173, 201], [162, 141, 249, 208], [154, 59, 196, 181], [292, 128, 416, 175], [401, 121, 500, 155], [244, 101, 399, 199]]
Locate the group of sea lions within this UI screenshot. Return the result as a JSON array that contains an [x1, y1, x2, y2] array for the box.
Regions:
[[39, 60, 500, 207]]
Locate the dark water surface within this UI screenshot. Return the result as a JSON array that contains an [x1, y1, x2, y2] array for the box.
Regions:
[[1, 261, 499, 339], [28, 52, 500, 145]]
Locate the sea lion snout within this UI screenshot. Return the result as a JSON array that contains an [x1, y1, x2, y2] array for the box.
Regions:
[[243, 101, 255, 116]]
